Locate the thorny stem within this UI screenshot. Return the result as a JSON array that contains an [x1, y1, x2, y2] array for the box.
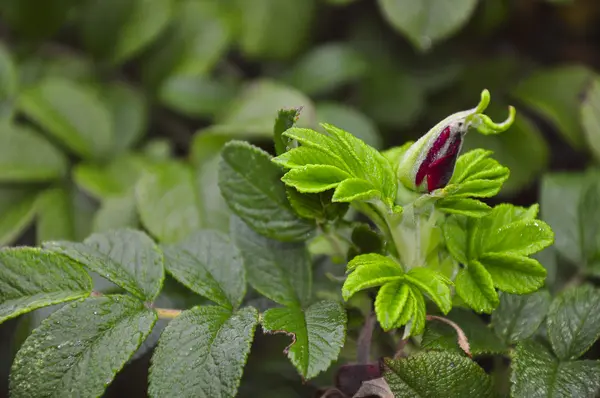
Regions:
[[357, 310, 377, 364]]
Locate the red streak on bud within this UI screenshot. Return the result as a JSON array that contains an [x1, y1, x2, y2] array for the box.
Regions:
[[415, 126, 462, 192]]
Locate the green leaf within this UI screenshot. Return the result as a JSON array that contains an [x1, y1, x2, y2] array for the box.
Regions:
[[19, 78, 113, 160], [102, 82, 148, 153], [492, 291, 551, 344], [513, 65, 593, 149], [547, 285, 600, 360], [92, 194, 139, 233], [231, 216, 311, 307], [511, 340, 600, 398], [0, 248, 92, 324], [0, 43, 17, 120], [162, 230, 245, 309], [285, 43, 367, 96], [219, 141, 314, 242], [149, 305, 258, 398], [442, 215, 468, 264], [455, 261, 499, 314], [377, 0, 479, 51], [237, 0, 316, 60], [342, 253, 403, 300], [273, 124, 397, 209], [479, 253, 546, 294], [10, 295, 156, 398], [142, 0, 233, 88], [384, 352, 493, 397], [80, 0, 173, 64], [482, 221, 554, 257], [44, 229, 164, 301], [262, 300, 346, 380], [405, 267, 452, 314], [375, 282, 411, 331], [36, 186, 75, 243], [274, 107, 302, 156], [316, 102, 382, 150], [0, 123, 66, 182], [286, 188, 349, 222], [0, 0, 77, 40], [208, 79, 316, 138], [0, 187, 38, 245], [582, 78, 600, 161], [74, 153, 148, 199], [135, 161, 202, 243], [422, 308, 507, 355], [436, 198, 491, 217]]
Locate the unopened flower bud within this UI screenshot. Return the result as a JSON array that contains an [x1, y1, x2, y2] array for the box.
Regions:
[[397, 89, 515, 193]]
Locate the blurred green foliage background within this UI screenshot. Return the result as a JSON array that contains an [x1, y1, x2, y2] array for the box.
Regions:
[[1, 0, 600, 396]]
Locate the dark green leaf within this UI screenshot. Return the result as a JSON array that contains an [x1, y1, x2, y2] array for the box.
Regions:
[[377, 0, 479, 51], [231, 216, 311, 307], [0, 123, 66, 182], [384, 352, 493, 397], [219, 140, 314, 242], [36, 186, 75, 243], [149, 306, 258, 398], [0, 43, 17, 120], [74, 154, 147, 199], [102, 82, 148, 153], [262, 300, 346, 379], [237, 0, 316, 59], [513, 65, 593, 149], [492, 291, 551, 344], [0, 248, 92, 324], [547, 285, 600, 360], [10, 295, 156, 398], [135, 161, 202, 243], [0, 187, 38, 246], [44, 229, 164, 301], [422, 308, 507, 355], [19, 78, 113, 160], [92, 194, 139, 233], [286, 43, 367, 96], [81, 0, 173, 64], [162, 230, 245, 309], [511, 340, 600, 398], [0, 0, 77, 39]]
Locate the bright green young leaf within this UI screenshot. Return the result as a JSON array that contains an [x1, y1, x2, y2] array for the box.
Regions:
[[10, 295, 156, 398], [0, 187, 38, 246], [162, 230, 245, 309], [208, 79, 316, 138], [511, 340, 600, 398], [237, 0, 315, 60], [455, 261, 499, 313], [0, 123, 66, 182], [481, 221, 554, 257], [219, 140, 314, 242], [377, 0, 479, 51], [273, 124, 398, 209], [149, 305, 258, 398], [436, 197, 491, 217], [375, 282, 411, 331], [479, 253, 547, 293], [102, 82, 148, 153], [492, 291, 551, 344], [274, 107, 302, 156], [231, 216, 311, 307], [0, 43, 17, 120], [286, 43, 367, 96], [36, 186, 75, 243], [405, 267, 452, 314], [80, 0, 173, 64], [19, 78, 113, 160], [316, 102, 382, 150], [442, 214, 469, 264], [422, 308, 507, 355], [74, 154, 147, 200], [93, 194, 139, 233], [444, 149, 510, 197], [342, 253, 403, 300], [384, 352, 493, 397], [135, 161, 202, 243], [286, 188, 349, 222], [513, 65, 593, 150], [262, 300, 346, 380], [547, 285, 600, 360], [143, 0, 233, 87], [44, 229, 164, 301], [0, 248, 92, 324]]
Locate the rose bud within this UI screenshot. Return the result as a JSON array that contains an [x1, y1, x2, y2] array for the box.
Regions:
[[397, 89, 515, 193]]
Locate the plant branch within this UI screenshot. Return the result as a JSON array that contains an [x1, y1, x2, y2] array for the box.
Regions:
[[155, 308, 183, 319], [357, 310, 377, 364]]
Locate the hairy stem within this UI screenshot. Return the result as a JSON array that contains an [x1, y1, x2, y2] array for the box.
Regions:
[[357, 311, 377, 364]]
